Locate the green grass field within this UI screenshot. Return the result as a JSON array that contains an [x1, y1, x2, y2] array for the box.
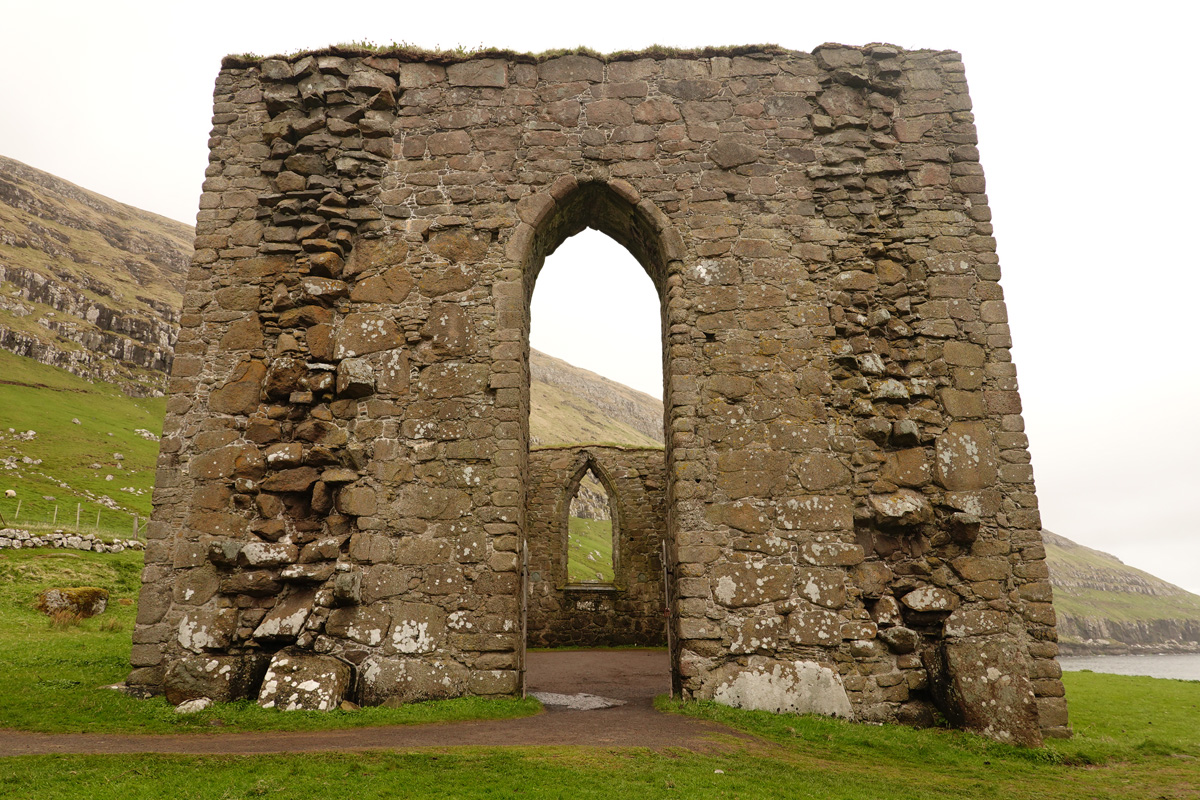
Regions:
[[0, 547, 1199, 798], [0, 350, 162, 537], [567, 516, 615, 584]]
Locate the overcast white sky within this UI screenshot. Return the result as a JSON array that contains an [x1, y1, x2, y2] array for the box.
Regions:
[[3, 1, 1197, 594]]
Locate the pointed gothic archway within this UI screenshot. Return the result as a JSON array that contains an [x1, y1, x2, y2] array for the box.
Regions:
[[510, 178, 685, 692]]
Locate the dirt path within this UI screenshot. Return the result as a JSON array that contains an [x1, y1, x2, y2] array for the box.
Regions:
[[1, 650, 747, 756]]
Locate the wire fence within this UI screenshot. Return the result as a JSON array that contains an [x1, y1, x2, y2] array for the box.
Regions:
[[0, 499, 143, 541]]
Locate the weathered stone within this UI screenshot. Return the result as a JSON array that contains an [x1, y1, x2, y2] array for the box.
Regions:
[[260, 466, 320, 492], [880, 626, 920, 654], [944, 607, 1007, 638], [334, 314, 402, 358], [428, 229, 489, 264], [711, 563, 792, 608], [901, 586, 959, 613], [700, 656, 853, 718], [336, 358, 374, 398], [240, 542, 299, 567], [349, 265, 414, 304], [447, 59, 507, 87], [36, 587, 108, 618], [208, 361, 266, 415], [164, 654, 269, 705], [336, 484, 378, 516], [926, 637, 1042, 747], [326, 604, 391, 646], [869, 489, 934, 527], [253, 589, 317, 641], [359, 655, 469, 706], [935, 422, 997, 491], [709, 137, 761, 169], [788, 607, 843, 646], [258, 648, 353, 711]]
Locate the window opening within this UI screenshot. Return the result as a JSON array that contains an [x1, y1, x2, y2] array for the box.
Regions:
[[566, 467, 615, 584]]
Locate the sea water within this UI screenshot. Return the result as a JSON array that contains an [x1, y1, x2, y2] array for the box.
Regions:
[[1059, 653, 1200, 681]]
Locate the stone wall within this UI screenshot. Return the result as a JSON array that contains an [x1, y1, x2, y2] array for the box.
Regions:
[[525, 446, 666, 648], [131, 44, 1066, 744]]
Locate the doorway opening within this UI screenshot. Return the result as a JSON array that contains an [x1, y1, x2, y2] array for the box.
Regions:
[[518, 182, 677, 705]]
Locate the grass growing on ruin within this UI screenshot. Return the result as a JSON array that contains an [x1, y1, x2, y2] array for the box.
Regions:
[[2, 671, 1199, 799], [0, 548, 538, 734]]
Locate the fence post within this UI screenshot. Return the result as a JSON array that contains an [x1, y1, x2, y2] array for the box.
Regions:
[[133, 514, 139, 539], [76, 503, 81, 530], [53, 505, 58, 525], [95, 510, 100, 532], [14, 499, 20, 520]]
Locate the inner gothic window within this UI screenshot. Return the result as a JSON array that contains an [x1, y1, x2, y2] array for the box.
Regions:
[[566, 467, 614, 584]]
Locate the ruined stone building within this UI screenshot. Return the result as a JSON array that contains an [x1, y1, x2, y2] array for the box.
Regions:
[[130, 44, 1068, 745]]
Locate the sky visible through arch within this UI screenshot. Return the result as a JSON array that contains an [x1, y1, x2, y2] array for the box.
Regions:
[[531, 230, 662, 400], [1, 0, 1197, 595]]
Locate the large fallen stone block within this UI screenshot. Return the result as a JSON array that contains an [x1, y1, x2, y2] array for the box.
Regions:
[[357, 655, 468, 706], [258, 648, 353, 711], [925, 636, 1042, 747], [37, 587, 109, 618], [164, 654, 270, 705]]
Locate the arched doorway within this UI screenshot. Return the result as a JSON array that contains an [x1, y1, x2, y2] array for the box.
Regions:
[[512, 179, 683, 698]]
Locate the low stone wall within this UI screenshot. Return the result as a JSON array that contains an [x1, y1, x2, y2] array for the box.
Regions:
[[0, 528, 145, 553], [526, 447, 667, 648]]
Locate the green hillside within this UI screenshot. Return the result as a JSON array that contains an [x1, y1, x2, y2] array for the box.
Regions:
[[529, 367, 662, 448], [567, 516, 615, 584], [0, 350, 163, 535], [0, 154, 190, 395]]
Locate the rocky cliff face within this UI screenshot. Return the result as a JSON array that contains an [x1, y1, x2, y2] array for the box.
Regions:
[[0, 155, 191, 395], [1044, 530, 1200, 654]]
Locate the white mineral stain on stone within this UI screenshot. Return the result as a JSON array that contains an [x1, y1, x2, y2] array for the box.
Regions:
[[392, 619, 433, 653], [177, 617, 215, 651], [712, 659, 852, 718], [802, 577, 822, 604], [714, 575, 737, 605]]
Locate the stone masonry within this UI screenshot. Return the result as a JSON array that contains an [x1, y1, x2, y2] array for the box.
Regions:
[[525, 446, 667, 648], [131, 44, 1067, 744]]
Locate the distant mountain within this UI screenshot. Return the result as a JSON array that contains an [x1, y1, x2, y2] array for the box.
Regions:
[[529, 349, 663, 448], [1044, 530, 1200, 655], [0, 155, 191, 396]]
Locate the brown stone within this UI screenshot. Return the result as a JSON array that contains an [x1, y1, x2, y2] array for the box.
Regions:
[[428, 229, 489, 264], [926, 637, 1042, 747], [349, 266, 414, 304], [260, 466, 320, 492], [209, 361, 266, 416], [712, 564, 793, 608], [334, 314, 402, 358], [935, 422, 997, 491]]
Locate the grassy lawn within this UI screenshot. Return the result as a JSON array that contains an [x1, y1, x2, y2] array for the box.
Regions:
[[2, 670, 1199, 800], [0, 548, 537, 734], [2, 549, 1199, 799]]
